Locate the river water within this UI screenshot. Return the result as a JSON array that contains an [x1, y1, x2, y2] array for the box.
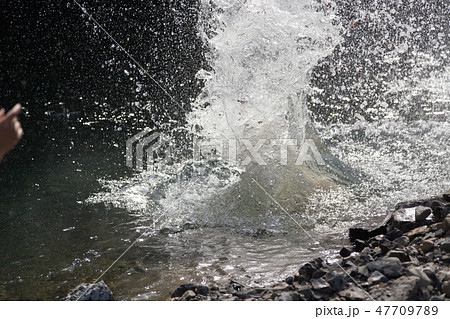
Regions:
[[0, 0, 448, 300]]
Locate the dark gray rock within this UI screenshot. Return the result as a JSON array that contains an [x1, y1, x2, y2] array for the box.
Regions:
[[354, 239, 367, 252], [406, 226, 429, 241], [386, 228, 403, 241], [390, 208, 416, 232], [442, 281, 450, 298], [311, 278, 331, 294], [379, 239, 397, 254], [64, 281, 114, 301], [369, 276, 420, 301], [386, 249, 409, 262], [172, 284, 210, 298], [440, 238, 450, 253], [368, 270, 388, 285], [393, 235, 410, 247], [340, 247, 352, 258], [443, 216, 450, 232], [328, 274, 348, 293], [406, 267, 433, 289], [367, 257, 404, 279], [415, 206, 432, 221], [181, 290, 196, 300], [339, 286, 369, 301]]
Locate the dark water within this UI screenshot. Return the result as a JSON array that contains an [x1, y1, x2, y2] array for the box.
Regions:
[[0, 0, 448, 300]]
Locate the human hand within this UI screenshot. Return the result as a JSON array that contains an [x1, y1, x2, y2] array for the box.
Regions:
[[0, 104, 24, 163]]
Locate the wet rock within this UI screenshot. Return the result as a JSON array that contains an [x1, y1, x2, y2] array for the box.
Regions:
[[390, 208, 417, 232], [285, 276, 294, 285], [431, 201, 449, 221], [272, 282, 290, 291], [442, 281, 450, 298], [171, 284, 209, 298], [274, 292, 293, 301], [415, 206, 432, 222], [367, 257, 404, 279], [64, 281, 114, 301], [393, 236, 410, 247], [354, 239, 367, 252], [443, 216, 450, 232], [312, 269, 327, 279], [349, 225, 386, 241], [368, 270, 388, 285], [311, 278, 331, 294], [406, 226, 428, 241], [328, 274, 348, 293], [181, 290, 196, 300], [379, 239, 397, 254], [386, 228, 403, 241], [440, 238, 450, 253], [386, 249, 409, 262], [370, 276, 420, 301], [298, 263, 317, 281], [339, 286, 369, 301], [340, 247, 352, 258], [421, 240, 435, 252], [406, 267, 433, 289], [443, 192, 450, 202]]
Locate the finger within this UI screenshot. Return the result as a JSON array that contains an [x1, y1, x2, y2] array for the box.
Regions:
[[0, 109, 5, 118], [4, 104, 22, 121], [14, 120, 22, 131], [17, 128, 24, 139]]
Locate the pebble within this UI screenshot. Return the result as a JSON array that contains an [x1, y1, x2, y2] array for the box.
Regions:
[[421, 240, 435, 252], [393, 236, 410, 247], [367, 257, 404, 279], [368, 271, 388, 285], [415, 206, 432, 221], [442, 281, 450, 298]]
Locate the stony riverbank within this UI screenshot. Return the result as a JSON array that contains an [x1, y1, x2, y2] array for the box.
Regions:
[[171, 191, 450, 301]]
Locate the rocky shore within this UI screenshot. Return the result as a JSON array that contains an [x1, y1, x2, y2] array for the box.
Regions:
[[171, 191, 450, 301]]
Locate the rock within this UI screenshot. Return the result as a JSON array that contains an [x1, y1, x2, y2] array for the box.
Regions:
[[442, 281, 450, 298], [379, 239, 397, 254], [440, 238, 450, 253], [275, 292, 293, 301], [298, 262, 317, 281], [349, 226, 386, 241], [353, 239, 367, 252], [311, 278, 331, 294], [367, 257, 404, 279], [394, 236, 410, 247], [415, 206, 432, 221], [312, 269, 327, 279], [172, 284, 210, 298], [421, 240, 435, 252], [285, 276, 294, 285], [431, 201, 450, 221], [328, 274, 348, 293], [181, 290, 196, 300], [64, 281, 114, 301], [369, 276, 420, 301], [406, 267, 433, 289], [340, 247, 352, 258], [386, 249, 409, 262], [234, 289, 258, 299], [406, 225, 428, 241], [443, 215, 450, 232], [368, 270, 388, 285], [272, 282, 289, 291], [390, 208, 416, 231], [386, 228, 403, 241], [443, 192, 450, 202], [339, 286, 369, 301]]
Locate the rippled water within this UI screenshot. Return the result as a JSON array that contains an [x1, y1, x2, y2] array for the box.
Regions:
[[0, 0, 448, 300]]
